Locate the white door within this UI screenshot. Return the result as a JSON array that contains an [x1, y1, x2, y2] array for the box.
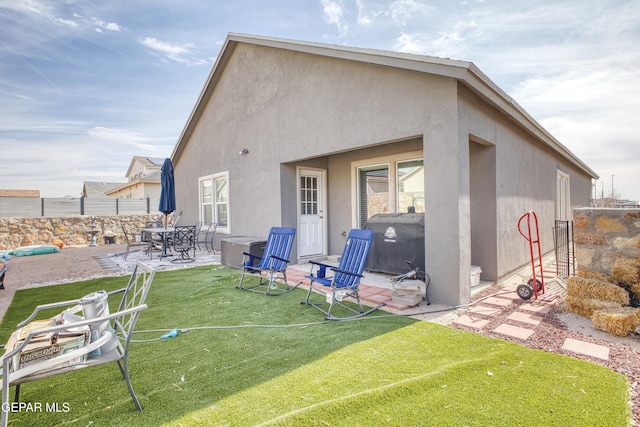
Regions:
[[298, 169, 325, 257]]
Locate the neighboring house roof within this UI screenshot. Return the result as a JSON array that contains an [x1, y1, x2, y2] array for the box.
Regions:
[[171, 33, 598, 180], [125, 156, 165, 179], [83, 182, 124, 198], [0, 189, 40, 197]]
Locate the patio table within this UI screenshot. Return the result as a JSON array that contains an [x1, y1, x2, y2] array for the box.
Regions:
[[142, 227, 175, 259]]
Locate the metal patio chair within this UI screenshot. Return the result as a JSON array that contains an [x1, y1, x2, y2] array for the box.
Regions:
[[121, 225, 151, 260], [171, 225, 196, 263], [301, 229, 384, 320], [0, 262, 156, 427], [236, 227, 299, 296], [196, 223, 218, 253]]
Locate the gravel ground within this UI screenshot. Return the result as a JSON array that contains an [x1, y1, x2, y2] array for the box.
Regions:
[[0, 245, 130, 321], [1, 246, 639, 425]]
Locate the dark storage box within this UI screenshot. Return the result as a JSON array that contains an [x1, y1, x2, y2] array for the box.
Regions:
[[221, 236, 267, 268], [364, 213, 425, 275]]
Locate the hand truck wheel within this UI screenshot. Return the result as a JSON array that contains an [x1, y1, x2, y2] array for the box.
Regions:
[[528, 278, 543, 292], [517, 283, 534, 300]]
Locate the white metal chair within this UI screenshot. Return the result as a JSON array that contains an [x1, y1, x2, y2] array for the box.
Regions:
[[0, 262, 156, 427]]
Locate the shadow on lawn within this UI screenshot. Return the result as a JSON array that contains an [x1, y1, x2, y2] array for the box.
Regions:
[[0, 265, 416, 426]]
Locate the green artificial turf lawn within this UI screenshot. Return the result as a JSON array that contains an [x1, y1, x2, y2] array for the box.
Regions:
[[0, 265, 631, 426]]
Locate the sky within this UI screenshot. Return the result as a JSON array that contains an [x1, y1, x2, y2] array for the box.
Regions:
[[1, 0, 638, 201]]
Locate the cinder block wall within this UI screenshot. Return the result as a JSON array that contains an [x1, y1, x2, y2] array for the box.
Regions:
[[0, 215, 162, 251], [574, 208, 640, 274]]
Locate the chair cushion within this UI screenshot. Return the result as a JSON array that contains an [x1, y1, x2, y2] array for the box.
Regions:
[[8, 245, 60, 257]]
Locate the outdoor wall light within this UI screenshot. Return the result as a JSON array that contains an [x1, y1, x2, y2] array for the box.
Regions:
[[239, 148, 249, 156]]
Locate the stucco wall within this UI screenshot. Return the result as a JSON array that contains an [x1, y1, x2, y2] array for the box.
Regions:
[[574, 208, 640, 274], [172, 42, 595, 306], [457, 85, 594, 284], [175, 43, 462, 293]]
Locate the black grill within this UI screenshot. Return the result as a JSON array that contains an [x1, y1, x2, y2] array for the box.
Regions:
[[364, 213, 425, 275]]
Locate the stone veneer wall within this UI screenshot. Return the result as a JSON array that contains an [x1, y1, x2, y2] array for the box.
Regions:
[[0, 215, 162, 251], [574, 208, 640, 274]]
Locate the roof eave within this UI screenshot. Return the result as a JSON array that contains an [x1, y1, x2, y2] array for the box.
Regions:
[[171, 33, 598, 180]]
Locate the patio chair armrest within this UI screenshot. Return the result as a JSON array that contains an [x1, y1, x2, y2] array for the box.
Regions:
[[329, 266, 364, 278], [309, 260, 330, 268], [309, 260, 331, 278], [268, 254, 290, 264], [242, 251, 262, 259], [17, 299, 84, 328], [107, 287, 127, 297], [241, 252, 262, 267]]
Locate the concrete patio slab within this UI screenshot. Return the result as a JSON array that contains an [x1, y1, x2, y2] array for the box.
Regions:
[[493, 323, 535, 340], [468, 306, 502, 317], [562, 338, 610, 360], [484, 296, 514, 307], [508, 311, 543, 326], [453, 315, 490, 330], [519, 303, 552, 315]]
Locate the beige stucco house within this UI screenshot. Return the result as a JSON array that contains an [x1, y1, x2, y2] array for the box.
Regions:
[[106, 156, 163, 199], [170, 33, 597, 306]]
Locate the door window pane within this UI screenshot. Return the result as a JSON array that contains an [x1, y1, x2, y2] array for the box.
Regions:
[[300, 176, 318, 215]]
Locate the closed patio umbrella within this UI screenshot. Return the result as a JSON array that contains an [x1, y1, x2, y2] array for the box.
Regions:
[[159, 158, 176, 228]]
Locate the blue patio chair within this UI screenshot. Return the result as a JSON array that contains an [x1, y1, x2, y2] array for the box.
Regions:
[[301, 229, 384, 320], [236, 227, 299, 296]]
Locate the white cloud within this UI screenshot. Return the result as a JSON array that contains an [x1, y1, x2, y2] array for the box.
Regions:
[[0, 0, 80, 27], [393, 31, 466, 58], [355, 0, 374, 25], [140, 36, 199, 64], [0, 0, 54, 18], [88, 126, 160, 152], [94, 20, 121, 32], [320, 0, 348, 34], [389, 0, 433, 25]]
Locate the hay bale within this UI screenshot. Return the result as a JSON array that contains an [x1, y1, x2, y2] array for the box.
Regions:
[[610, 256, 640, 286], [566, 277, 630, 305], [577, 267, 614, 283], [563, 295, 621, 318], [630, 283, 640, 300], [592, 307, 640, 337]]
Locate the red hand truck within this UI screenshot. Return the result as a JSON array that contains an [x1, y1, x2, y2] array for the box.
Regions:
[[516, 211, 545, 300]]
